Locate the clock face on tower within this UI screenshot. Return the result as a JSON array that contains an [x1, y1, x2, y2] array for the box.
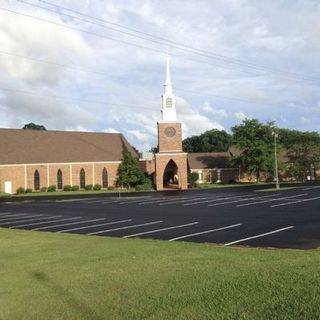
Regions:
[[164, 126, 176, 137]]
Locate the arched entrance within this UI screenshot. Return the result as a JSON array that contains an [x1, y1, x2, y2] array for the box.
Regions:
[[163, 159, 179, 189]]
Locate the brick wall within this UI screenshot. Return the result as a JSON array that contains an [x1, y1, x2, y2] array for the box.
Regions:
[[0, 162, 121, 193], [157, 122, 182, 153]]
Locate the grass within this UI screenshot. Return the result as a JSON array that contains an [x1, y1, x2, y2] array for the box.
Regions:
[[1, 189, 155, 198], [196, 182, 269, 189], [256, 187, 297, 192], [1, 228, 320, 320], [0, 192, 10, 197]]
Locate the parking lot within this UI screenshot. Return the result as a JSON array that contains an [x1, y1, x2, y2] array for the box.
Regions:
[[1, 184, 320, 249]]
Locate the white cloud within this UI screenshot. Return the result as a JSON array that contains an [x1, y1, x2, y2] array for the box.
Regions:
[[202, 101, 228, 118], [103, 127, 120, 133], [234, 111, 249, 121]]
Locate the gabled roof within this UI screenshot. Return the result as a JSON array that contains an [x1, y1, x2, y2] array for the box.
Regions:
[[188, 152, 230, 169], [0, 128, 138, 165]]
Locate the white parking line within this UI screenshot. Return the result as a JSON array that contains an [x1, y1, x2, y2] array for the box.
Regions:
[[55, 198, 97, 202], [13, 216, 84, 228], [183, 194, 252, 206], [302, 186, 320, 190], [123, 222, 199, 238], [207, 193, 283, 207], [224, 226, 294, 246], [88, 220, 163, 236], [0, 214, 45, 222], [32, 218, 109, 231], [138, 197, 190, 205], [58, 219, 132, 233], [237, 193, 308, 207], [0, 213, 28, 219], [0, 215, 61, 226], [168, 223, 242, 242], [271, 196, 320, 208], [158, 197, 208, 206]]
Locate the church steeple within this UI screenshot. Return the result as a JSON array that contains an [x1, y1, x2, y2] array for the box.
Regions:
[[161, 55, 177, 121]]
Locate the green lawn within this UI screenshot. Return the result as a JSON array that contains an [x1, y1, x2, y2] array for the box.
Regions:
[[0, 189, 154, 198], [196, 182, 269, 189], [0, 192, 10, 197], [1, 229, 320, 319]]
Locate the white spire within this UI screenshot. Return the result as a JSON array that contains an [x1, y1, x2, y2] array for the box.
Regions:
[[161, 54, 177, 121], [165, 54, 172, 86]]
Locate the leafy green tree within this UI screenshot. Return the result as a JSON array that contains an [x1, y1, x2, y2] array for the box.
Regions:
[[22, 123, 46, 130], [188, 172, 199, 188], [183, 129, 231, 153], [279, 129, 320, 181], [231, 119, 274, 181], [116, 152, 146, 188]]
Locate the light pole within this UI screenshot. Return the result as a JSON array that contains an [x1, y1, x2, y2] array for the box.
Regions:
[[272, 130, 280, 190]]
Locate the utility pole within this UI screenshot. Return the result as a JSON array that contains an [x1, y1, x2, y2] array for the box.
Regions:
[[272, 130, 280, 190]]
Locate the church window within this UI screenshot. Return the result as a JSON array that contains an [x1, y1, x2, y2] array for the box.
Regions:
[[57, 169, 63, 190], [34, 170, 40, 191], [166, 97, 172, 108], [102, 167, 108, 188], [80, 168, 86, 189]]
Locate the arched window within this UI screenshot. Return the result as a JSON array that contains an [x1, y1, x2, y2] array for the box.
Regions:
[[80, 168, 86, 189], [57, 169, 63, 190], [34, 170, 40, 191], [102, 167, 108, 188], [166, 97, 172, 108]]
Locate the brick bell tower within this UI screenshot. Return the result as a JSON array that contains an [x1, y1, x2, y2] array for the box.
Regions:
[[155, 56, 188, 190]]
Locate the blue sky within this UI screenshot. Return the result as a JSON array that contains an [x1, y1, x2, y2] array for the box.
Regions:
[[0, 0, 319, 151]]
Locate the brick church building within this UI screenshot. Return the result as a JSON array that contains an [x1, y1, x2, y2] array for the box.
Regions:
[[0, 57, 236, 194]]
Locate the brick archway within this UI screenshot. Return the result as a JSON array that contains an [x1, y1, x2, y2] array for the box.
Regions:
[[155, 153, 188, 191], [163, 159, 179, 189]]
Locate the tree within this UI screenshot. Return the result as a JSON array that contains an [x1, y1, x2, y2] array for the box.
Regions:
[[182, 129, 231, 153], [116, 152, 146, 188], [22, 123, 46, 130], [279, 129, 320, 181], [231, 119, 274, 181]]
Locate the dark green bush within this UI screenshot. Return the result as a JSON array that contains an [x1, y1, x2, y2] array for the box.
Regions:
[[40, 187, 47, 193], [25, 188, 33, 193], [63, 185, 72, 191], [47, 185, 56, 192], [71, 185, 80, 191], [107, 186, 115, 191], [93, 184, 102, 191], [16, 187, 25, 194], [85, 184, 93, 191], [188, 172, 199, 188], [135, 178, 154, 191]]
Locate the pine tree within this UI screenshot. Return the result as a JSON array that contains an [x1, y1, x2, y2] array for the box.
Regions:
[[116, 152, 145, 188]]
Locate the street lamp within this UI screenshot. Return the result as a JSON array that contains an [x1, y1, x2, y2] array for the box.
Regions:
[[272, 130, 280, 190]]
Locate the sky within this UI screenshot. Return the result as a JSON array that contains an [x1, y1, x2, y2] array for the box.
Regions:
[[0, 0, 320, 151]]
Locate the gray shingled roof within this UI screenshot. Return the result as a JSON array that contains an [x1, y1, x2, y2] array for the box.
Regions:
[[0, 128, 138, 165]]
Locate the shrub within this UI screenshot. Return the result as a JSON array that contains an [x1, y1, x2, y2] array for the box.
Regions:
[[85, 184, 93, 191], [107, 186, 115, 191], [71, 185, 80, 191], [47, 185, 56, 192], [25, 188, 33, 193], [135, 178, 154, 191], [16, 187, 25, 194], [63, 185, 72, 191], [40, 187, 47, 193], [93, 184, 102, 191], [188, 172, 199, 188]]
